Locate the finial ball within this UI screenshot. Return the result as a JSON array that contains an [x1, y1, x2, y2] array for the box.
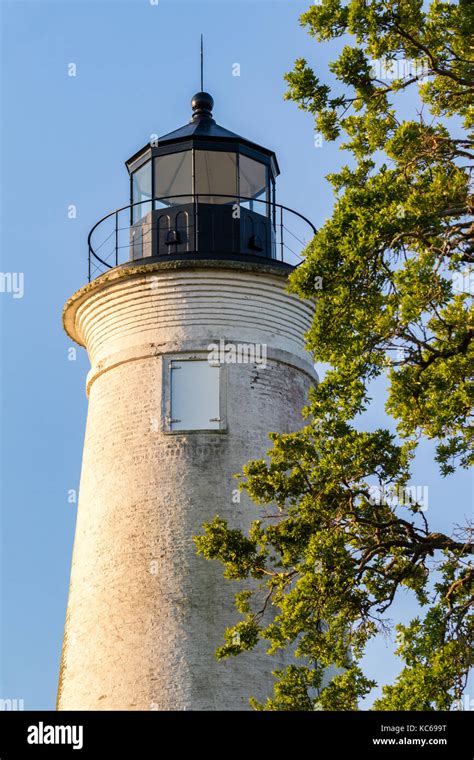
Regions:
[[191, 92, 214, 118]]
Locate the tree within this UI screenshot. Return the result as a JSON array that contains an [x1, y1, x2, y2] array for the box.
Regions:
[[195, 0, 473, 710]]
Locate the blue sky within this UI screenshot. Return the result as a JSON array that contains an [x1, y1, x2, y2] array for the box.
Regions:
[[0, 0, 471, 710]]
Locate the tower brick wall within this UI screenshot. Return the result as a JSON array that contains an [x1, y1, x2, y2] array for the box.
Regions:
[[58, 259, 316, 710]]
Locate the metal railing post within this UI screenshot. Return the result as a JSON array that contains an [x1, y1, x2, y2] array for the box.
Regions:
[[115, 211, 119, 267], [280, 206, 284, 262], [194, 194, 199, 253]]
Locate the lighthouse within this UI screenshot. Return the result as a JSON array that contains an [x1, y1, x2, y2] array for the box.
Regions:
[[57, 92, 316, 710]]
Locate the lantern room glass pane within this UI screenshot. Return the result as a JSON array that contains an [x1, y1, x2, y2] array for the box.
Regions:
[[239, 155, 269, 216], [195, 150, 237, 204], [132, 161, 152, 222], [154, 151, 192, 206]]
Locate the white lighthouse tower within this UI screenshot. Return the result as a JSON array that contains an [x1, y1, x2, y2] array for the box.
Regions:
[[58, 92, 316, 710]]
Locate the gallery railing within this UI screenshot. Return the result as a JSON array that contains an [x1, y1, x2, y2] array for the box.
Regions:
[[87, 194, 316, 281]]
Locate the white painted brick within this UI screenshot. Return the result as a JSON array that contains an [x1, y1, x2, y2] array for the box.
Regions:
[[58, 261, 317, 710]]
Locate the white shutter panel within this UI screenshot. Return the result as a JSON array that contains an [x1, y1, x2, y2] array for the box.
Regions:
[[170, 360, 220, 431]]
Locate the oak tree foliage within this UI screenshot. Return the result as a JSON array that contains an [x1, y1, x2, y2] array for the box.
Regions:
[[195, 0, 473, 710]]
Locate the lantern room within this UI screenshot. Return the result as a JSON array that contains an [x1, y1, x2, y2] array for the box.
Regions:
[[124, 92, 279, 261]]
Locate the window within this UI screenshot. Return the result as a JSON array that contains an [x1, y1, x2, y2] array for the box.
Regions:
[[195, 150, 237, 204], [132, 161, 152, 222], [154, 151, 192, 206], [239, 155, 269, 216], [166, 358, 223, 432]]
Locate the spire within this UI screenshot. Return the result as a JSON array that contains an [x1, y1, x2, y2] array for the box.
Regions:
[[200, 33, 204, 92], [190, 35, 214, 123]]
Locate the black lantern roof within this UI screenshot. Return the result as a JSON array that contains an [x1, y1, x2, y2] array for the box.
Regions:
[[125, 92, 280, 177]]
